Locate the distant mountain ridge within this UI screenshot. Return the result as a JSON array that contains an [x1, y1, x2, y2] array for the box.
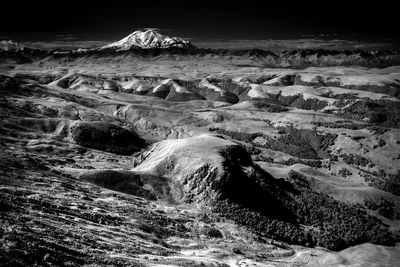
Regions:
[[3, 47, 399, 68], [1, 30, 400, 68]]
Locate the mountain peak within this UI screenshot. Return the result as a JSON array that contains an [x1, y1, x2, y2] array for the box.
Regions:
[[0, 40, 24, 51], [101, 29, 191, 50]]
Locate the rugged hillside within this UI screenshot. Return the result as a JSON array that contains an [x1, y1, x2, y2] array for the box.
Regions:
[[125, 134, 395, 250], [1, 40, 400, 266], [2, 44, 400, 68], [24, 71, 400, 130]]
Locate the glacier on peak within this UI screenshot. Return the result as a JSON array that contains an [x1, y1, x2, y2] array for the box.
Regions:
[[100, 29, 191, 50]]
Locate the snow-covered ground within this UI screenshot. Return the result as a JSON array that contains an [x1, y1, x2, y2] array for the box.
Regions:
[[100, 29, 191, 50]]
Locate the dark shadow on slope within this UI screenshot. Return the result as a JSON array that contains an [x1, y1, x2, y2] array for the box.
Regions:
[[81, 170, 161, 201], [70, 121, 146, 155], [210, 144, 395, 251], [216, 145, 298, 223]]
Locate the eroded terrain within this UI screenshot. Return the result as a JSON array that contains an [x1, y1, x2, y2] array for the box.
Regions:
[[1, 48, 400, 266]]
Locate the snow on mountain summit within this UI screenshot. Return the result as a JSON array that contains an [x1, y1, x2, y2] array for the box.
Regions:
[[0, 40, 24, 51], [101, 30, 191, 50]]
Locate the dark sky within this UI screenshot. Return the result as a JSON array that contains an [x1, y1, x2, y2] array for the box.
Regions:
[[1, 0, 399, 42]]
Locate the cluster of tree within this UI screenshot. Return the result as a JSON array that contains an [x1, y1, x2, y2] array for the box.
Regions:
[[208, 127, 263, 143], [252, 154, 274, 163], [328, 93, 360, 100], [341, 99, 400, 128], [367, 126, 390, 135], [312, 120, 368, 130], [312, 121, 389, 135], [257, 136, 320, 159], [275, 158, 322, 168], [277, 126, 337, 159], [373, 139, 387, 149], [351, 135, 366, 141], [213, 170, 395, 251], [251, 102, 289, 112], [337, 168, 352, 178], [209, 126, 337, 160], [364, 198, 398, 219], [341, 153, 373, 167], [208, 127, 317, 159], [288, 96, 329, 111], [365, 171, 400, 196]]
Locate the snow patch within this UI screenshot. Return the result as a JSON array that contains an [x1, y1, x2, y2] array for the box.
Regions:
[[101, 30, 191, 50]]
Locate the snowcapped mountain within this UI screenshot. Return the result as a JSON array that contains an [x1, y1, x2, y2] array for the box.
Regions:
[[100, 29, 191, 50], [0, 40, 24, 51]]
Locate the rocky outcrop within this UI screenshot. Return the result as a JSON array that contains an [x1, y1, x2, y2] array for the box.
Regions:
[[55, 74, 120, 93]]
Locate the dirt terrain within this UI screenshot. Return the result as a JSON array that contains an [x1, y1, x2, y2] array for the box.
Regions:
[[1, 47, 400, 266]]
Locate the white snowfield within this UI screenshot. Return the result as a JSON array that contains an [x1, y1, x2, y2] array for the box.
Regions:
[[100, 29, 190, 50], [0, 40, 24, 51]]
